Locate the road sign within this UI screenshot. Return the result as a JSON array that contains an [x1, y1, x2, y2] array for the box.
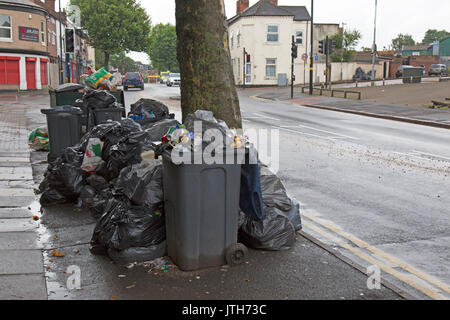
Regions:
[[314, 55, 319, 62], [301, 53, 308, 62]]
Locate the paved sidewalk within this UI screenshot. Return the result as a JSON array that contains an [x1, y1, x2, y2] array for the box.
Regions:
[[0, 94, 48, 300], [249, 87, 450, 130], [1, 91, 408, 300]]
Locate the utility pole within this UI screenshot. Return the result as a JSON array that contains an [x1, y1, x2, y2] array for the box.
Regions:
[[371, 0, 378, 82], [58, 0, 64, 84], [243, 47, 247, 89], [341, 22, 346, 81], [309, 0, 314, 95], [325, 35, 329, 88]]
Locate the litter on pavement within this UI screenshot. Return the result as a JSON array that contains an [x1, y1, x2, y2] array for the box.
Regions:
[[37, 84, 303, 267]]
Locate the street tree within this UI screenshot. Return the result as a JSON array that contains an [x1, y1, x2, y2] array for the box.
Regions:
[[175, 0, 242, 128], [148, 23, 179, 73], [110, 52, 138, 73], [330, 29, 361, 62], [70, 0, 151, 67], [422, 29, 450, 44], [391, 34, 416, 51]]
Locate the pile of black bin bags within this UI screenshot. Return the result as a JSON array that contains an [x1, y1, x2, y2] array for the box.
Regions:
[[38, 100, 302, 265]]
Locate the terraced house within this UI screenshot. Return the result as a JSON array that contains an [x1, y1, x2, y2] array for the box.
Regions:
[[228, 0, 339, 86], [0, 0, 49, 90]]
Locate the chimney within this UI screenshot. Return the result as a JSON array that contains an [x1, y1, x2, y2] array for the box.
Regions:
[[236, 0, 249, 15], [46, 0, 56, 11], [269, 0, 278, 5]]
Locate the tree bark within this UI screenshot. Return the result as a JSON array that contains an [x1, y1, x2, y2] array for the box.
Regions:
[[104, 52, 110, 69], [175, 0, 242, 128]]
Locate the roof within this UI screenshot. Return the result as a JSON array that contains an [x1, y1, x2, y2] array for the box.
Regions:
[[228, 0, 311, 25], [0, 0, 46, 11], [402, 45, 431, 52]]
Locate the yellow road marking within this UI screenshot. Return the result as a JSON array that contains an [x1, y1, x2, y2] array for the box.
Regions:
[[249, 95, 272, 102], [302, 211, 450, 295], [302, 221, 448, 300]]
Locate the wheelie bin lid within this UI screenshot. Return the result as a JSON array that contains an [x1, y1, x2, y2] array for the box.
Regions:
[[41, 105, 83, 115]]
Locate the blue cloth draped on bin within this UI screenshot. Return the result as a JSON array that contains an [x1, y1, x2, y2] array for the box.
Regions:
[[239, 148, 265, 221]]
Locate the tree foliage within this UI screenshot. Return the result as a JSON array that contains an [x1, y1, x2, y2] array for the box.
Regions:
[[70, 0, 151, 67], [422, 29, 450, 44], [391, 34, 416, 51], [110, 52, 138, 73], [330, 29, 361, 62], [147, 23, 179, 73]]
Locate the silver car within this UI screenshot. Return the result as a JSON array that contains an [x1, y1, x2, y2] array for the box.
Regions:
[[166, 73, 181, 87], [428, 64, 449, 76]]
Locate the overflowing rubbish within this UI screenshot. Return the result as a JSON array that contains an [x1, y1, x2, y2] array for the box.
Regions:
[[85, 67, 113, 89], [38, 91, 303, 268], [29, 127, 49, 151], [238, 165, 302, 251]]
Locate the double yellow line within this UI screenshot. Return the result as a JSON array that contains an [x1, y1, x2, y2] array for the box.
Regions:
[[302, 211, 450, 300]]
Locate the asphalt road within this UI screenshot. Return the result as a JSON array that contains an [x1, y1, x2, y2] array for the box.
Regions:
[[123, 84, 449, 299], [238, 89, 450, 300]]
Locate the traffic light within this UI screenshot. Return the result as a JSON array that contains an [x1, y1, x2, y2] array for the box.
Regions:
[[65, 29, 74, 53], [329, 39, 337, 54], [318, 40, 325, 54], [291, 42, 298, 58], [246, 54, 251, 63]]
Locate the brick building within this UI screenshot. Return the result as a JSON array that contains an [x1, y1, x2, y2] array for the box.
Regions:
[[0, 0, 49, 90]]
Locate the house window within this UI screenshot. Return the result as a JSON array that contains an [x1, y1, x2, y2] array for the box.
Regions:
[[295, 31, 303, 44], [230, 32, 234, 49], [266, 58, 276, 77], [0, 15, 12, 41], [41, 21, 45, 43], [267, 25, 278, 42]]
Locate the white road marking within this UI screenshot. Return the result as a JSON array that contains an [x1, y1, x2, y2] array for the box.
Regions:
[[279, 124, 358, 140], [253, 112, 280, 121], [274, 126, 337, 141]]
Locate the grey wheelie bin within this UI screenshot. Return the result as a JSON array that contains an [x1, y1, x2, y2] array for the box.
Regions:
[[162, 150, 247, 271], [92, 107, 124, 124], [41, 106, 83, 159]]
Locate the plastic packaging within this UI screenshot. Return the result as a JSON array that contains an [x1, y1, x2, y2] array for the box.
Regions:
[[107, 241, 167, 265], [81, 138, 103, 172]]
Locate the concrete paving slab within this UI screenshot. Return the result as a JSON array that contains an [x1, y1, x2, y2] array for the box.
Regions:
[[0, 218, 38, 232], [0, 208, 33, 219], [0, 249, 43, 274], [0, 157, 30, 163], [0, 167, 33, 180], [0, 232, 41, 250], [0, 196, 36, 208], [0, 274, 47, 300]]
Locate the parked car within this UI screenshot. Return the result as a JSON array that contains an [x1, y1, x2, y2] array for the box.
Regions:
[[123, 72, 144, 91], [395, 65, 415, 78], [166, 73, 181, 87], [160, 71, 170, 84], [428, 64, 449, 76]]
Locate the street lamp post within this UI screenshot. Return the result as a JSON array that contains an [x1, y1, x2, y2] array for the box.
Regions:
[[371, 0, 378, 82]]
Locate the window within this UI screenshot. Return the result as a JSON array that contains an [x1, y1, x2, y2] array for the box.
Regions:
[[266, 58, 276, 77], [267, 25, 278, 42], [230, 32, 234, 49], [41, 21, 45, 43], [0, 15, 12, 41], [295, 31, 303, 44]]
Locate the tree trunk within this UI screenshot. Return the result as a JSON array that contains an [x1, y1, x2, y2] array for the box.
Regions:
[[104, 52, 110, 69], [175, 0, 242, 128]]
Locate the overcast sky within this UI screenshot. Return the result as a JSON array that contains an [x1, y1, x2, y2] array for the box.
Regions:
[[62, 0, 450, 64]]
